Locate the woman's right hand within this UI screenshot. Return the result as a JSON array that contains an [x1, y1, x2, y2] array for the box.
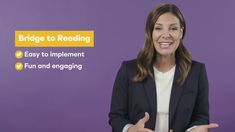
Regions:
[[128, 112, 154, 132], [189, 123, 219, 132]]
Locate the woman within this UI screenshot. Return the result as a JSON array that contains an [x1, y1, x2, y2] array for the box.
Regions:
[[109, 3, 219, 132]]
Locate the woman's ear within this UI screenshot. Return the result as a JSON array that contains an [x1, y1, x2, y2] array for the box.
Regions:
[[179, 28, 184, 39]]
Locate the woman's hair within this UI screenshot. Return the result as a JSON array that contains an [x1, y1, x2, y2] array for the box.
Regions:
[[133, 3, 192, 86]]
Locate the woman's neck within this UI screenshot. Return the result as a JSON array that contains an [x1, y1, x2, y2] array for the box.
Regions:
[[154, 54, 176, 73]]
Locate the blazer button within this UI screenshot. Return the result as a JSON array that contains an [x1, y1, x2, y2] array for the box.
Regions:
[[169, 129, 173, 132]]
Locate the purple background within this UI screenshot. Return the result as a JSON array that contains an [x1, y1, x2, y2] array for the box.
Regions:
[[0, 0, 234, 131]]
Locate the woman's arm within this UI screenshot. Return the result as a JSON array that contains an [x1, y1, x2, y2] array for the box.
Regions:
[[189, 64, 209, 126], [109, 62, 130, 132]]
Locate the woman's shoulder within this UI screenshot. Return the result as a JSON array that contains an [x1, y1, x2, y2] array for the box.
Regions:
[[122, 59, 137, 66], [192, 60, 205, 66], [191, 60, 206, 71], [119, 59, 138, 74]]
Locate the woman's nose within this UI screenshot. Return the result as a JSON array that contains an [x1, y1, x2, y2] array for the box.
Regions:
[[161, 31, 171, 39]]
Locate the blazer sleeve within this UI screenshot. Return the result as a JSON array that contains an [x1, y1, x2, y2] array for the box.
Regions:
[[109, 62, 130, 132], [189, 64, 210, 127]]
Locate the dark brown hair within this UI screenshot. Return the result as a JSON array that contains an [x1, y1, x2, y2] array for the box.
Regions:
[[133, 3, 192, 86]]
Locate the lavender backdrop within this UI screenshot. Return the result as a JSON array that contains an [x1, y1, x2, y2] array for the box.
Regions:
[[0, 0, 234, 132]]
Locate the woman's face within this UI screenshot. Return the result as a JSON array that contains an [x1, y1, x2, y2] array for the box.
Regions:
[[152, 12, 183, 57]]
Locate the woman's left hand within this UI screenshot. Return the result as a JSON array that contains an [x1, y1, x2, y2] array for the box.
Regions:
[[190, 123, 219, 132]]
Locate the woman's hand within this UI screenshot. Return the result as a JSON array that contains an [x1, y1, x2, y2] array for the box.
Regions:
[[189, 123, 219, 132], [128, 112, 153, 132]]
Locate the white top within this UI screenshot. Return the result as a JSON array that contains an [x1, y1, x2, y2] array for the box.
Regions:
[[153, 65, 175, 132], [122, 65, 175, 132]]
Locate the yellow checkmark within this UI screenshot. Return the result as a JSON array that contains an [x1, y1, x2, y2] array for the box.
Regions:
[[15, 50, 23, 59], [15, 62, 24, 71]]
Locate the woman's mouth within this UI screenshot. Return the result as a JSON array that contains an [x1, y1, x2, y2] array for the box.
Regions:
[[159, 42, 173, 48]]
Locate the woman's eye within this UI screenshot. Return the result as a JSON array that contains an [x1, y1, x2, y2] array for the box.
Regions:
[[170, 27, 178, 30], [154, 27, 161, 30]]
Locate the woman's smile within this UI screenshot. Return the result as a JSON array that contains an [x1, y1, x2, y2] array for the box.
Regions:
[[158, 41, 173, 48]]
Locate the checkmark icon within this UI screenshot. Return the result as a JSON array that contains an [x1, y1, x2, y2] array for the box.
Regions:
[[15, 62, 23, 71], [15, 50, 23, 59]]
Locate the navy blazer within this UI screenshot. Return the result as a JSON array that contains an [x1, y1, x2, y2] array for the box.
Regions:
[[109, 59, 209, 132]]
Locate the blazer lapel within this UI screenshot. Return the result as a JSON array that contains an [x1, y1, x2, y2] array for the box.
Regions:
[[142, 64, 184, 129], [143, 67, 157, 129], [169, 64, 184, 127]]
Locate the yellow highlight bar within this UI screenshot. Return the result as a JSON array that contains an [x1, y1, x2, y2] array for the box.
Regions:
[[15, 30, 94, 47]]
